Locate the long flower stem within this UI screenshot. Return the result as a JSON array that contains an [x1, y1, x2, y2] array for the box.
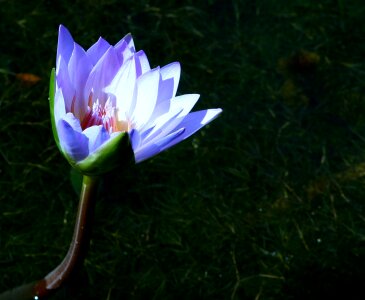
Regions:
[[0, 175, 99, 300]]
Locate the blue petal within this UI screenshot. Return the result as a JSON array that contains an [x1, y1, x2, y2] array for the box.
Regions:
[[134, 144, 160, 163], [68, 43, 92, 89], [141, 108, 183, 145], [83, 125, 110, 153], [57, 25, 74, 67], [134, 128, 185, 163], [86, 37, 111, 66], [84, 46, 120, 105], [135, 50, 151, 78], [161, 109, 222, 151], [115, 33, 135, 52], [142, 94, 200, 144], [114, 33, 135, 64], [57, 119, 89, 162], [129, 126, 155, 150], [159, 62, 180, 99], [68, 43, 93, 119], [157, 77, 174, 107], [63, 112, 82, 132], [129, 129, 141, 150]]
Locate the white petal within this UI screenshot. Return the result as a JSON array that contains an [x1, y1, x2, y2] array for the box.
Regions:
[[144, 94, 200, 143], [54, 87, 66, 123], [135, 50, 151, 77], [131, 68, 160, 129], [201, 108, 222, 124], [104, 56, 137, 121], [159, 108, 223, 151], [63, 112, 82, 132], [114, 39, 135, 65], [160, 62, 181, 97]]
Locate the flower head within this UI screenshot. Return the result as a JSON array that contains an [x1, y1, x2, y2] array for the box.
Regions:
[[51, 25, 222, 174]]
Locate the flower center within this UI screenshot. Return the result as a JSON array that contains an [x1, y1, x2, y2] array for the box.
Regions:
[[80, 94, 130, 133]]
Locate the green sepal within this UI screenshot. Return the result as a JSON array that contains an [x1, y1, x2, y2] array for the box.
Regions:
[[74, 131, 134, 176], [49, 68, 62, 152]]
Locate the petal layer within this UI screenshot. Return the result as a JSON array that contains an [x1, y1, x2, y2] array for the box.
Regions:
[[57, 119, 89, 162]]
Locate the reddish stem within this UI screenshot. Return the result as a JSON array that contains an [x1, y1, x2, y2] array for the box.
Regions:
[[0, 175, 99, 300]]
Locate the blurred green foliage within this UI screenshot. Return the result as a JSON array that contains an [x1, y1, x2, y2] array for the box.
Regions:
[[1, 0, 365, 299]]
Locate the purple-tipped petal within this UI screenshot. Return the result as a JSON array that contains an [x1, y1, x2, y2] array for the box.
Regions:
[[57, 25, 74, 67], [115, 33, 135, 52], [161, 108, 222, 151], [145, 94, 200, 143], [83, 125, 110, 153], [84, 46, 120, 104], [129, 125, 157, 150], [114, 40, 127, 65], [56, 57, 75, 112], [160, 62, 181, 98], [149, 62, 181, 121], [156, 76, 173, 112], [68, 43, 90, 85], [63, 112, 82, 132], [57, 119, 89, 162], [68, 43, 93, 119], [87, 37, 111, 66], [134, 128, 185, 163], [134, 144, 160, 163], [155, 127, 185, 147], [115, 33, 135, 64], [140, 125, 156, 141], [135, 50, 151, 78], [142, 107, 183, 144]]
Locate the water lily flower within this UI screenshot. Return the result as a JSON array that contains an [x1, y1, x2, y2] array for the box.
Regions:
[[51, 25, 222, 175]]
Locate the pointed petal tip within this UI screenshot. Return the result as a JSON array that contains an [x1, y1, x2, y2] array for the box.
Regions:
[[136, 49, 145, 55], [115, 33, 135, 52], [167, 61, 181, 69], [122, 32, 133, 43], [96, 36, 107, 44], [57, 24, 75, 65], [124, 33, 133, 41], [58, 24, 72, 39], [201, 108, 222, 125], [171, 62, 181, 73], [59, 24, 66, 32]]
